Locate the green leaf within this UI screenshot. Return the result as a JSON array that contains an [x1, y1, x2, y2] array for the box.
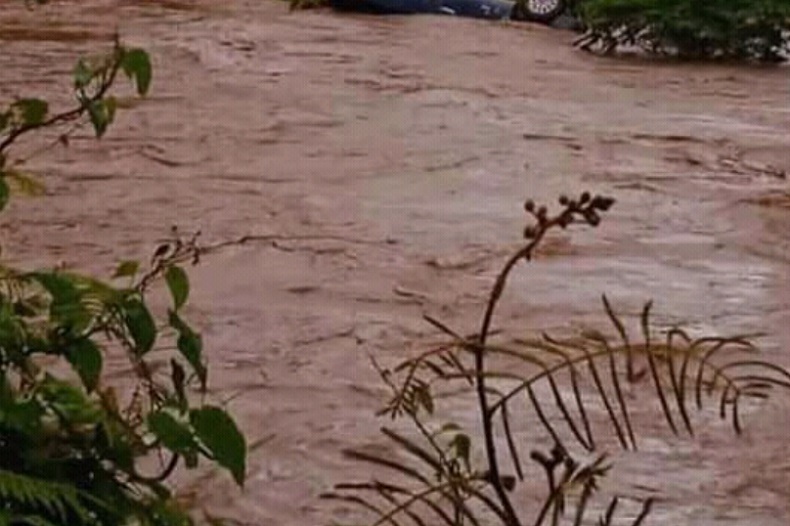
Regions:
[[0, 178, 8, 212], [170, 359, 188, 413], [98, 423, 136, 472], [1, 399, 45, 435], [178, 331, 206, 387], [190, 406, 246, 486], [113, 260, 139, 278], [73, 59, 93, 90], [40, 375, 101, 424], [169, 311, 206, 388], [124, 297, 156, 354], [148, 410, 197, 454], [121, 48, 152, 96], [31, 272, 80, 304], [65, 338, 103, 392], [165, 265, 189, 310], [30, 272, 91, 332], [12, 98, 48, 126], [87, 99, 111, 138]]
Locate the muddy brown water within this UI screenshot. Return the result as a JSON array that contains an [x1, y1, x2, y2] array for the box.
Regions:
[[2, 1, 790, 524]]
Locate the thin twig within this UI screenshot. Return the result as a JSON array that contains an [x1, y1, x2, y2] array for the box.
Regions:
[[0, 43, 122, 154]]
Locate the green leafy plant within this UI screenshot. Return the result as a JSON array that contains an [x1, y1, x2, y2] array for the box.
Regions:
[[325, 192, 790, 525], [1, 39, 246, 526], [574, 0, 790, 61]]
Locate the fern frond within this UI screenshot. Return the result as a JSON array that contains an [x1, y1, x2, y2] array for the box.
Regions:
[[482, 298, 790, 458], [332, 425, 513, 526], [334, 482, 456, 526], [8, 516, 61, 526], [0, 469, 93, 524], [325, 478, 485, 526], [344, 294, 790, 526]]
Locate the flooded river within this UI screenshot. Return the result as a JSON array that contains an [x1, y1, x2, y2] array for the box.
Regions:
[[1, 1, 789, 524]]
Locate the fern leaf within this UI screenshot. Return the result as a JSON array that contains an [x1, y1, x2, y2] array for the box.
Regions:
[[484, 300, 790, 456], [0, 469, 92, 525]]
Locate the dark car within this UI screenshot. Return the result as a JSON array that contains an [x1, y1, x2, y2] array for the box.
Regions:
[[330, 0, 569, 24]]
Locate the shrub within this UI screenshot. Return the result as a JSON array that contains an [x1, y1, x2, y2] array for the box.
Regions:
[[1, 35, 246, 526], [326, 193, 790, 525], [575, 0, 790, 61]]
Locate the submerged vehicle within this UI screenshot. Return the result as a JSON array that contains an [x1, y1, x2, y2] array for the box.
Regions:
[[330, 0, 568, 23]]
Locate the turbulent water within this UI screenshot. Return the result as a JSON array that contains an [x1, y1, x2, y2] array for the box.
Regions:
[[1, 1, 789, 524]]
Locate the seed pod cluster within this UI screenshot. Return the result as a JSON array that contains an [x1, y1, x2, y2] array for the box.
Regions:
[[523, 191, 615, 239]]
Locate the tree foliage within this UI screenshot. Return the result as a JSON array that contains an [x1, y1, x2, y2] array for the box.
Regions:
[[1, 33, 246, 526], [575, 0, 790, 61]]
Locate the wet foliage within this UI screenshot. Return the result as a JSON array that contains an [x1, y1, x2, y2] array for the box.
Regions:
[[575, 0, 790, 61], [327, 193, 790, 526], [0, 33, 246, 526]]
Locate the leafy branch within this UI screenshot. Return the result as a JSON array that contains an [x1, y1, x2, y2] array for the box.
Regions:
[[0, 39, 151, 211], [0, 30, 246, 526]]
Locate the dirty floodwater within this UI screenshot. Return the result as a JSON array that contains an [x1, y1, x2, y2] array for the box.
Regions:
[[2, 1, 790, 524]]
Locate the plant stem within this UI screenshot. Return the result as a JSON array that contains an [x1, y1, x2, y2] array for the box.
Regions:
[[475, 224, 553, 526]]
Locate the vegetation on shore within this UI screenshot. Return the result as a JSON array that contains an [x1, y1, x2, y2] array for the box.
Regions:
[[576, 0, 790, 61]]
